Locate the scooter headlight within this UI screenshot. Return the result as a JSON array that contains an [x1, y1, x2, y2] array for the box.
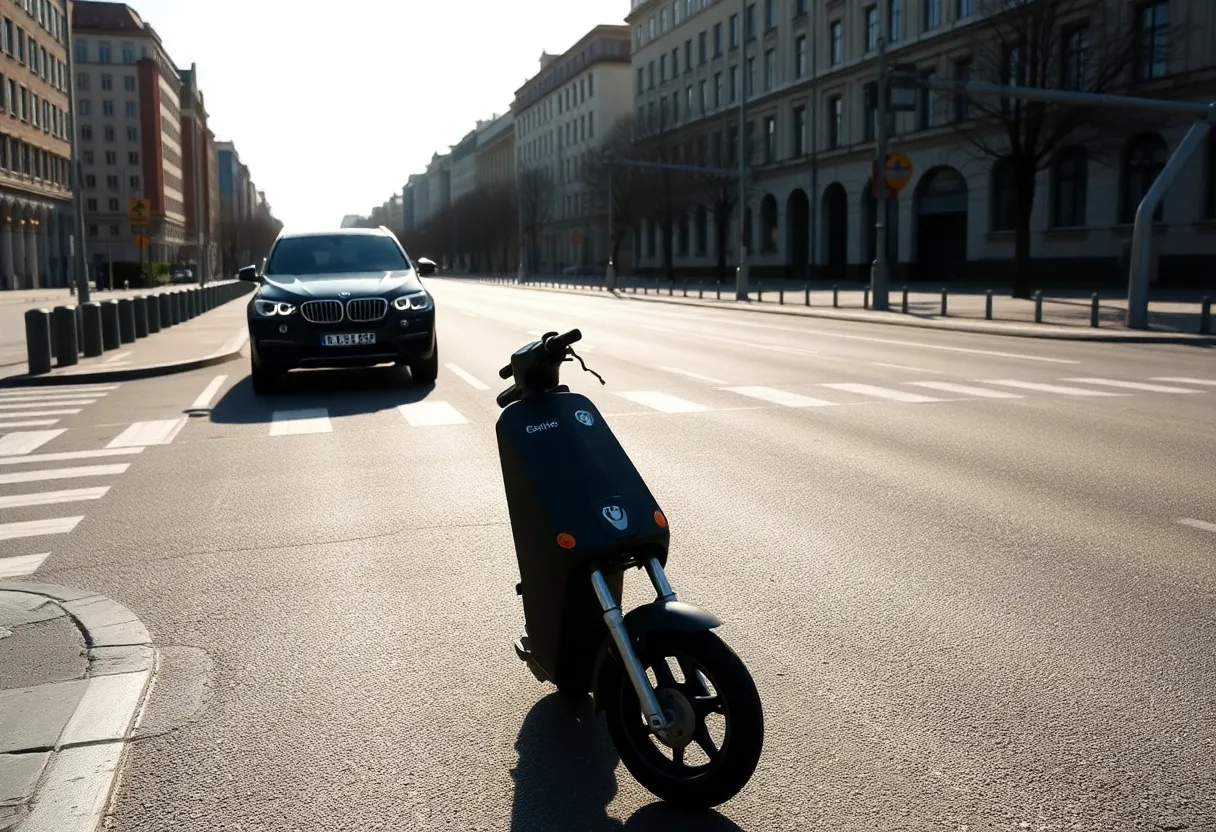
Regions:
[[393, 292, 432, 311], [254, 299, 296, 317]]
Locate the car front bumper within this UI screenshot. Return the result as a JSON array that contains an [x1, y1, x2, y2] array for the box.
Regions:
[[248, 306, 435, 371]]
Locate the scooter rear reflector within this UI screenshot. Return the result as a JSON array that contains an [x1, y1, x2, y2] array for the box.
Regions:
[[556, 533, 576, 549]]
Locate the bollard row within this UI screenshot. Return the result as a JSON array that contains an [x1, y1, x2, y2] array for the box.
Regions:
[[22, 279, 255, 376]]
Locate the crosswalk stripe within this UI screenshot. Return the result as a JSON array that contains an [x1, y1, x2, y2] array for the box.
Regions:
[[980, 380, 1127, 396], [0, 463, 130, 485], [659, 366, 729, 385], [0, 390, 111, 402], [0, 486, 110, 510], [0, 516, 83, 541], [0, 447, 143, 466], [906, 381, 1024, 399], [1178, 518, 1216, 534], [1151, 377, 1216, 387], [0, 419, 60, 428], [0, 552, 50, 578], [0, 409, 80, 419], [1062, 378, 1204, 394], [819, 383, 944, 403], [723, 386, 836, 407], [0, 400, 95, 410], [617, 391, 713, 413], [398, 401, 469, 426], [107, 418, 187, 448], [445, 363, 490, 391], [0, 385, 117, 398], [270, 409, 332, 435], [0, 429, 66, 456]]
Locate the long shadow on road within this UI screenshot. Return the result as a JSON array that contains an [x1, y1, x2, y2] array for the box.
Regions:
[[196, 366, 436, 424], [510, 694, 747, 832]]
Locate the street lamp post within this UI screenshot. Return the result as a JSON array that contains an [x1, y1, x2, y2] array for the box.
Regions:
[[735, 0, 749, 301], [64, 13, 90, 303]]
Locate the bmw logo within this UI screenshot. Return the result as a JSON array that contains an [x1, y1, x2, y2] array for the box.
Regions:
[[339, 291, 351, 298]]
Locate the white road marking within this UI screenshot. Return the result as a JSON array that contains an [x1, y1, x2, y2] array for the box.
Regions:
[[269, 409, 332, 435], [980, 380, 1128, 396], [1151, 377, 1216, 387], [190, 375, 228, 408], [1178, 518, 1216, 534], [634, 323, 818, 356], [0, 409, 81, 419], [0, 419, 60, 428], [0, 447, 143, 466], [873, 362, 952, 374], [819, 383, 944, 403], [0, 399, 95, 410], [0, 390, 112, 401], [0, 515, 84, 541], [0, 486, 110, 510], [106, 417, 187, 448], [0, 384, 118, 398], [0, 429, 65, 456], [0, 551, 50, 578], [659, 366, 729, 385], [0, 464, 130, 486], [616, 391, 713, 413], [1061, 378, 1204, 394], [907, 381, 1024, 399], [723, 386, 837, 407], [398, 401, 469, 426], [445, 363, 490, 391]]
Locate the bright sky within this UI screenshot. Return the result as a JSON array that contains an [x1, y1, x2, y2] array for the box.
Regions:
[[129, 0, 628, 229]]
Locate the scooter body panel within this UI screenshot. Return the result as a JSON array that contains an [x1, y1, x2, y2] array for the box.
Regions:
[[496, 390, 670, 689]]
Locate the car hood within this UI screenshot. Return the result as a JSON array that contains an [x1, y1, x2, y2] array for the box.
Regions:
[[258, 271, 424, 300]]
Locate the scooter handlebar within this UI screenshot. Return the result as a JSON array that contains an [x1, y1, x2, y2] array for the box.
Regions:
[[544, 328, 582, 356], [498, 363, 513, 380]]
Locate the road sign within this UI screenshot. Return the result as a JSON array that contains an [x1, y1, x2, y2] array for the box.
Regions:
[[883, 153, 914, 192], [128, 198, 151, 224], [132, 233, 150, 248], [571, 230, 583, 246]]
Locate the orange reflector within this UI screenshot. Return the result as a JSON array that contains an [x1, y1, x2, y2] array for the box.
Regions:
[[556, 533, 576, 549], [654, 511, 668, 528]]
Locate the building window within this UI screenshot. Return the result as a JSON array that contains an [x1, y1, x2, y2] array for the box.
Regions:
[[102, 99, 114, 116], [745, 56, 755, 96], [1050, 147, 1088, 228], [730, 65, 738, 102], [86, 197, 97, 210], [100, 73, 112, 90], [760, 195, 777, 252], [103, 125, 114, 142], [764, 0, 775, 29], [1120, 133, 1167, 223], [699, 79, 707, 113], [81, 125, 92, 141], [764, 48, 776, 90], [714, 71, 723, 108], [745, 3, 755, 39], [79, 98, 90, 115], [795, 35, 807, 77], [1061, 26, 1089, 89], [128, 150, 139, 164], [991, 157, 1016, 232], [918, 71, 938, 129], [956, 0, 973, 18], [104, 150, 115, 164], [698, 31, 707, 64], [695, 206, 708, 255], [923, 0, 940, 31], [953, 57, 971, 121], [793, 105, 806, 156], [660, 54, 667, 82], [729, 13, 739, 48], [795, 0, 807, 13], [763, 115, 776, 162], [107, 197, 118, 211], [98, 41, 111, 63], [888, 0, 902, 41], [865, 6, 879, 52], [684, 38, 692, 72], [830, 21, 843, 65], [130, 175, 140, 192], [827, 95, 842, 148], [863, 82, 877, 141], [636, 67, 644, 94], [1135, 1, 1169, 81], [126, 126, 137, 142], [122, 73, 134, 92], [713, 22, 722, 55]]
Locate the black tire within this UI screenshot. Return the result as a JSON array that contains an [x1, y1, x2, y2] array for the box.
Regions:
[[603, 630, 763, 808], [250, 357, 279, 395], [409, 342, 439, 385]]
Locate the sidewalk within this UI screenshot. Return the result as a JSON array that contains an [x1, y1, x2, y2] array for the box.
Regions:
[[1, 291, 250, 387], [0, 583, 153, 831]]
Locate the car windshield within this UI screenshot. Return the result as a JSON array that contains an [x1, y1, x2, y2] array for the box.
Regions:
[[265, 235, 410, 277]]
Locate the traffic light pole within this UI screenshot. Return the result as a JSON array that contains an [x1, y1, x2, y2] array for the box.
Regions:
[[64, 15, 90, 303]]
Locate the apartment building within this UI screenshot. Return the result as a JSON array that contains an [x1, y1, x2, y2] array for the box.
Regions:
[[628, 0, 1216, 285], [216, 140, 257, 273], [475, 111, 515, 193], [512, 25, 634, 271], [0, 0, 73, 289], [72, 1, 189, 272], [178, 62, 219, 278]]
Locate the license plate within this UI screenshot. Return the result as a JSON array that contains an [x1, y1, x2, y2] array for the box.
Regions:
[[321, 333, 376, 346]]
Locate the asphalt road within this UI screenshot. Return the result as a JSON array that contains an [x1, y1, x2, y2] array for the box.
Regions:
[[7, 278, 1215, 831]]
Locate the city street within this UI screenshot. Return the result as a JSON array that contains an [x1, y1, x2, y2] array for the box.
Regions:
[[4, 278, 1215, 830]]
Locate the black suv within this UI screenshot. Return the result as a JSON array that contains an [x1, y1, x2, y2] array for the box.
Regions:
[[240, 227, 438, 393]]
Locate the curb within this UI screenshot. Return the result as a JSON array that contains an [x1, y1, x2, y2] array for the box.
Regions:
[[447, 279, 1216, 345], [0, 328, 249, 388], [0, 582, 154, 832]]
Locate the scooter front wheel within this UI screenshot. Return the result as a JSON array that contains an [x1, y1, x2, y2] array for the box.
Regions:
[[603, 629, 763, 808]]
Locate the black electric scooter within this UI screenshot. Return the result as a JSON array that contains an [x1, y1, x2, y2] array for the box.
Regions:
[[495, 328, 764, 808]]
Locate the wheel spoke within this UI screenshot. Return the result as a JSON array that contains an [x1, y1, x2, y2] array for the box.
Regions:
[[692, 693, 724, 717], [693, 722, 720, 761], [651, 658, 678, 689], [671, 744, 686, 768], [677, 657, 711, 696]]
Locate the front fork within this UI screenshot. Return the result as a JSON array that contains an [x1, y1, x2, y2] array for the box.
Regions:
[[590, 557, 677, 733]]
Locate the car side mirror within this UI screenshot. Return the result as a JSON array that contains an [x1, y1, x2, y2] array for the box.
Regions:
[[237, 265, 259, 282], [416, 261, 436, 277]]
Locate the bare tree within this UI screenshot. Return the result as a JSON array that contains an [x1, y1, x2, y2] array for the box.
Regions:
[[518, 166, 554, 272], [581, 115, 651, 275], [956, 0, 1141, 297]]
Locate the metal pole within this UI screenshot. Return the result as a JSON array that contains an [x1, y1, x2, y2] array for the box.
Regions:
[[735, 0, 749, 301], [516, 155, 526, 283], [192, 97, 204, 285], [605, 170, 616, 290], [65, 14, 90, 303], [870, 36, 891, 311], [808, 3, 818, 281]]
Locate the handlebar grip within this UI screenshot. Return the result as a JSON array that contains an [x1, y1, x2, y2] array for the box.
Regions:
[[496, 384, 522, 408], [498, 363, 513, 380], [544, 328, 582, 355]]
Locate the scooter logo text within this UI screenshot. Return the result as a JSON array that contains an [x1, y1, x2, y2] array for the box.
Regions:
[[526, 421, 559, 434], [602, 505, 628, 530]]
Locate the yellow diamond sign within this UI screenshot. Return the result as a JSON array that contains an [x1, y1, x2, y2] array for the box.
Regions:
[[128, 198, 151, 224]]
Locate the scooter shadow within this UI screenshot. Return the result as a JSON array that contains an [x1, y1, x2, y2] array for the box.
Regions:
[[509, 693, 749, 832]]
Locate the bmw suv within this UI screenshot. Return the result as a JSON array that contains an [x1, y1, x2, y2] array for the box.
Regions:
[[240, 227, 438, 394]]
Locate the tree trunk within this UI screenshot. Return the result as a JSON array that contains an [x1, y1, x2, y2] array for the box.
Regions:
[[662, 173, 675, 282], [1011, 169, 1037, 299]]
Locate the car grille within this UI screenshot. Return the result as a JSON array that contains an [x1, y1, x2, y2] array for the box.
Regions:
[[301, 300, 344, 323], [345, 298, 388, 322]]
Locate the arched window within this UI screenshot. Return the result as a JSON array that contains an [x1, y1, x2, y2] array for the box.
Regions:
[[1050, 147, 1088, 228], [1120, 133, 1167, 224], [695, 206, 708, 254], [991, 157, 1016, 232], [760, 194, 778, 253]]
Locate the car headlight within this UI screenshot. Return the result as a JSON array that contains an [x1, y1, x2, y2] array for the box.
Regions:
[[254, 299, 296, 316], [393, 292, 432, 311]]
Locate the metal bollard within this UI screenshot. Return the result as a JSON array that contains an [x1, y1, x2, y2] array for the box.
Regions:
[[170, 292, 182, 325], [779, 287, 784, 305], [985, 290, 993, 320], [643, 285, 648, 294], [134, 295, 150, 336], [682, 284, 687, 298], [757, 282, 763, 302], [716, 284, 721, 300], [1090, 293, 1100, 328], [75, 305, 83, 351], [940, 287, 948, 317], [101, 300, 121, 350], [53, 305, 79, 367], [185, 289, 196, 319], [863, 287, 870, 309], [805, 284, 810, 306], [668, 281, 673, 296], [24, 308, 53, 375], [901, 285, 909, 314], [1201, 297, 1212, 335], [117, 298, 137, 343], [832, 284, 839, 308], [1033, 290, 1043, 324], [81, 302, 103, 357], [159, 293, 173, 327], [698, 286, 703, 299]]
